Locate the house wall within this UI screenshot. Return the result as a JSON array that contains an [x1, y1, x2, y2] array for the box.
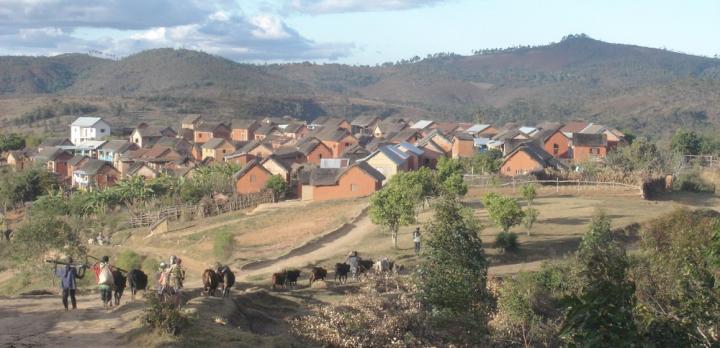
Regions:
[[235, 166, 271, 194], [248, 146, 274, 160], [573, 145, 607, 163], [263, 160, 290, 181], [226, 154, 255, 166], [500, 151, 544, 177], [7, 155, 25, 170], [306, 144, 333, 165], [366, 153, 405, 183], [325, 135, 358, 157], [311, 167, 381, 201], [194, 131, 213, 144], [544, 131, 571, 159], [452, 139, 475, 159], [203, 143, 235, 161], [301, 185, 314, 201], [134, 166, 159, 179], [231, 128, 255, 142]]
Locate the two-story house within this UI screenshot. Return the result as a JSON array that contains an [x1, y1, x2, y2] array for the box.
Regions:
[[70, 117, 111, 145]]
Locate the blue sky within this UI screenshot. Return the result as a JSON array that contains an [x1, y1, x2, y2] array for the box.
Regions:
[[0, 0, 717, 64]]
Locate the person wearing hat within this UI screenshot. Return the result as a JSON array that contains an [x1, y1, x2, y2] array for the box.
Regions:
[[54, 256, 85, 310], [156, 262, 168, 296], [92, 256, 114, 309]]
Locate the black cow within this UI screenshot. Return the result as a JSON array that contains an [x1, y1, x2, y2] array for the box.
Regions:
[[358, 259, 374, 276], [334, 263, 350, 284], [285, 270, 301, 289], [309, 266, 327, 285], [127, 269, 148, 301], [112, 270, 127, 306]]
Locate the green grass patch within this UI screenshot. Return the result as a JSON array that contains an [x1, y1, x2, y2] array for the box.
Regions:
[[213, 231, 235, 261]]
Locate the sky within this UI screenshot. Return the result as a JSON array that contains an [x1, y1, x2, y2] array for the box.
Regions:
[[0, 0, 718, 65]]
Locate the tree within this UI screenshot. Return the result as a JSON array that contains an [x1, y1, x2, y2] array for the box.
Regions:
[[633, 208, 720, 346], [471, 149, 503, 174], [265, 175, 287, 202], [12, 215, 84, 267], [560, 213, 638, 347], [416, 196, 491, 344], [0, 133, 26, 152], [436, 157, 467, 196], [521, 183, 536, 208], [671, 129, 702, 155], [523, 207, 539, 236], [483, 193, 524, 233], [370, 182, 418, 248]]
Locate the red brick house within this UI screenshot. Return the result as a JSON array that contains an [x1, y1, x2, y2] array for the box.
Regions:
[[315, 128, 358, 157], [231, 119, 261, 142], [500, 143, 568, 177], [233, 160, 272, 194], [533, 126, 571, 159], [34, 147, 74, 181], [194, 123, 231, 144], [572, 133, 608, 163], [296, 137, 333, 165], [302, 161, 385, 201], [451, 133, 475, 159], [72, 159, 121, 191]]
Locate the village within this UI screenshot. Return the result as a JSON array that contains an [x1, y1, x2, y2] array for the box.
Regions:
[[1, 114, 627, 201]]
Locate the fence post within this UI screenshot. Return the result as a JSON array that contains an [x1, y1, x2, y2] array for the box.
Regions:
[[556, 177, 559, 193], [577, 180, 580, 193], [512, 177, 516, 193]]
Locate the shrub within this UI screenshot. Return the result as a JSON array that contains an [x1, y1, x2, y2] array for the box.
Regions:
[[673, 171, 715, 193], [143, 292, 186, 335], [495, 232, 519, 252], [116, 250, 143, 271], [213, 231, 235, 261]]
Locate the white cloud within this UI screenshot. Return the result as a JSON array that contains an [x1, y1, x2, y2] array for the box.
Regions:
[[0, 2, 353, 61], [287, 0, 448, 14], [250, 15, 290, 39]]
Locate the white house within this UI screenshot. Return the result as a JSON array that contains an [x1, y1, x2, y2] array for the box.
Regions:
[[70, 117, 111, 145]]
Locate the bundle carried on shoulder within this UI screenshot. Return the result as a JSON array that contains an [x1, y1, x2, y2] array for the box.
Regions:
[[98, 264, 115, 286]]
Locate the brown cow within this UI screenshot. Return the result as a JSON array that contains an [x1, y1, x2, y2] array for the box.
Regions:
[[272, 272, 286, 290], [202, 269, 220, 296], [309, 266, 327, 285]]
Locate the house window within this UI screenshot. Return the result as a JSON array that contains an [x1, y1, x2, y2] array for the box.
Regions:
[[250, 175, 256, 183], [319, 154, 323, 159], [553, 143, 559, 155], [351, 184, 358, 192], [100, 129, 105, 133]]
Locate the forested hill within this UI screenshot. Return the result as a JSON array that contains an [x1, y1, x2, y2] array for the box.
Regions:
[[2, 35, 720, 136]]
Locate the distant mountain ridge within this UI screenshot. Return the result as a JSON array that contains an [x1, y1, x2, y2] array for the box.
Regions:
[[2, 35, 720, 135]]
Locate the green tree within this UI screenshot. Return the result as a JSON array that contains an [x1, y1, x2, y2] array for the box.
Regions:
[[471, 149, 503, 174], [483, 193, 524, 233], [0, 133, 26, 152], [523, 207, 539, 236], [369, 181, 418, 248], [521, 183, 536, 208], [416, 196, 491, 344], [560, 213, 638, 347], [436, 157, 467, 196], [671, 129, 702, 155], [633, 209, 720, 347], [265, 175, 288, 202], [12, 216, 84, 266]]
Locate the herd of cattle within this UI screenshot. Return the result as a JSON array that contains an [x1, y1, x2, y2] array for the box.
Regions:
[[105, 256, 399, 305], [270, 257, 400, 290]]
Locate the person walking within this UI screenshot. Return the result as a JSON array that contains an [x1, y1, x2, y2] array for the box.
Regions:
[[412, 227, 422, 255], [55, 256, 85, 310], [167, 256, 185, 308], [92, 256, 114, 309], [346, 251, 360, 280]]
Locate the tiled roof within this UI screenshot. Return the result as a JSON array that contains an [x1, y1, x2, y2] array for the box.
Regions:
[[351, 115, 380, 127], [410, 120, 435, 129], [202, 138, 230, 150], [572, 133, 607, 147]]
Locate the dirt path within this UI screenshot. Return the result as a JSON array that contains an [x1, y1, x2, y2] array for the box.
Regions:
[[0, 294, 145, 347], [238, 212, 378, 280]]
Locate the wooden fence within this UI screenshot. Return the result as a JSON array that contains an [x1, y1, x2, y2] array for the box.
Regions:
[[463, 175, 642, 195], [682, 155, 719, 168], [129, 190, 274, 228]]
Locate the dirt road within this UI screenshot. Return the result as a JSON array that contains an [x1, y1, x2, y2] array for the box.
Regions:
[[238, 212, 378, 280], [0, 294, 145, 347]]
